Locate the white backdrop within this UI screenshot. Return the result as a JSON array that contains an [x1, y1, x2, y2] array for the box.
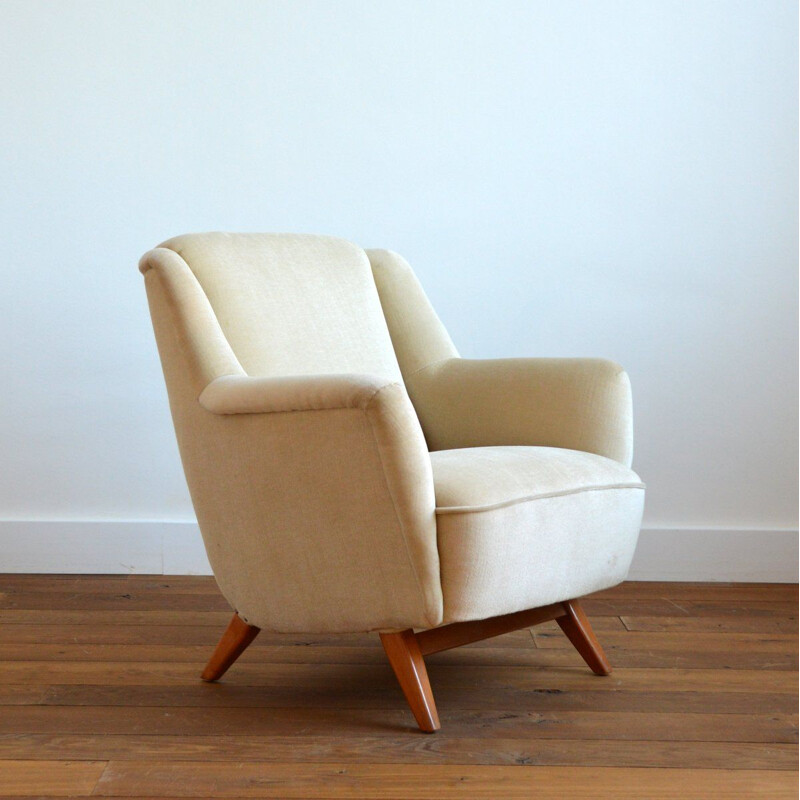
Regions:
[[1, 1, 797, 577]]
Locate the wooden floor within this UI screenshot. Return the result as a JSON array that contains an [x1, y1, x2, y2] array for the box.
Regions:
[[0, 576, 796, 798]]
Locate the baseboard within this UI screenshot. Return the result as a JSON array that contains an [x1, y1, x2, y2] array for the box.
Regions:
[[627, 527, 798, 582], [0, 520, 213, 575], [0, 520, 796, 582]]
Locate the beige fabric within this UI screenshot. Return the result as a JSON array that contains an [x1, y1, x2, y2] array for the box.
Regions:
[[199, 373, 396, 415], [431, 446, 645, 622], [140, 245, 442, 632], [139, 233, 643, 634], [406, 357, 635, 466], [160, 233, 403, 381], [367, 249, 458, 379], [139, 247, 244, 389], [433, 446, 644, 513]]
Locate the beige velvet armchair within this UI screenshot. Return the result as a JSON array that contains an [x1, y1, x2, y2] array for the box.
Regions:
[[139, 233, 645, 732]]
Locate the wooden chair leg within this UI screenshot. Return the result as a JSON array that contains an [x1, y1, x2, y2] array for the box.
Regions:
[[201, 613, 260, 682], [380, 629, 440, 733], [557, 599, 612, 675]]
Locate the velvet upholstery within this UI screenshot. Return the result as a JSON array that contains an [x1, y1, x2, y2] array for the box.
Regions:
[[431, 446, 644, 621], [140, 233, 644, 633]]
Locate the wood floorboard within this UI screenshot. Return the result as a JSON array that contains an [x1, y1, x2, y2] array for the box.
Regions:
[[89, 762, 800, 799], [583, 598, 798, 617], [0, 609, 236, 626], [0, 591, 795, 617], [0, 759, 106, 795], [0, 592, 232, 612], [0, 663, 795, 695], [531, 630, 796, 652], [0, 576, 219, 594], [0, 617, 630, 644], [589, 582, 798, 602], [3, 705, 797, 743], [0, 733, 794, 770], [620, 615, 798, 633], [0, 661, 796, 691], [0, 576, 795, 798], [0, 685, 793, 715], [1, 643, 793, 669]]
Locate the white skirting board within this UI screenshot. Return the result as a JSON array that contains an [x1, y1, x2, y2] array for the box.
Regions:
[[0, 520, 797, 582]]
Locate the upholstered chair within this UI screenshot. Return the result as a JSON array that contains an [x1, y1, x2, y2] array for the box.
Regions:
[[139, 233, 645, 732]]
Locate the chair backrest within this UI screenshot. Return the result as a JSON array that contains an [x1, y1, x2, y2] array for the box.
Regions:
[[158, 232, 405, 381]]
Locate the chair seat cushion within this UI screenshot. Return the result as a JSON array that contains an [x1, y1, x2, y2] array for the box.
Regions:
[[430, 446, 645, 623]]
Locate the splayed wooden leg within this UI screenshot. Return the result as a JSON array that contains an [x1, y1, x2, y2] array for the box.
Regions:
[[557, 598, 612, 675], [201, 613, 260, 682], [380, 629, 440, 733]]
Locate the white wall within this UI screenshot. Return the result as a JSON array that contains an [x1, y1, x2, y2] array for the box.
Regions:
[[1, 1, 797, 577]]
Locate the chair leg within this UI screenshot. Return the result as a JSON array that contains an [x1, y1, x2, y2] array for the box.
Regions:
[[201, 613, 260, 682], [380, 629, 441, 733], [556, 599, 612, 675]]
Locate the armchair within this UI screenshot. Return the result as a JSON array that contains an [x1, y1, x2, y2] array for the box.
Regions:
[[139, 233, 644, 732]]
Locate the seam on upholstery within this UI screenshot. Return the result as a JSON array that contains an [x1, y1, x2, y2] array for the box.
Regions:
[[199, 400, 390, 418], [404, 355, 457, 381], [435, 482, 646, 515], [201, 404, 370, 416], [363, 389, 439, 629], [362, 381, 398, 411], [198, 377, 400, 415], [146, 247, 245, 388]]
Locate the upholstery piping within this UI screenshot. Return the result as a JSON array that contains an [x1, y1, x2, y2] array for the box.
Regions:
[[198, 375, 399, 415], [435, 482, 646, 515], [404, 355, 458, 381]]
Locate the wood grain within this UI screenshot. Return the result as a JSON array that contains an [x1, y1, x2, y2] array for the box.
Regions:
[[0, 609, 234, 626], [621, 615, 798, 633], [0, 591, 230, 611], [0, 660, 795, 693], [2, 641, 792, 669], [1, 706, 794, 742], [92, 762, 798, 798], [590, 582, 798, 602], [0, 575, 795, 798], [0, 575, 218, 594], [0, 759, 106, 795], [0, 734, 794, 770]]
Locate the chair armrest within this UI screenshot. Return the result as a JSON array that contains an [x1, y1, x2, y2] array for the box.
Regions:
[[406, 357, 634, 466], [199, 373, 400, 415], [188, 373, 443, 631]]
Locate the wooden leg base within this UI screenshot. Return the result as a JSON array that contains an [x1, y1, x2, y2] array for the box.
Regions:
[[380, 630, 440, 733], [201, 601, 610, 732], [556, 599, 612, 675], [380, 597, 612, 731], [201, 613, 260, 682]]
